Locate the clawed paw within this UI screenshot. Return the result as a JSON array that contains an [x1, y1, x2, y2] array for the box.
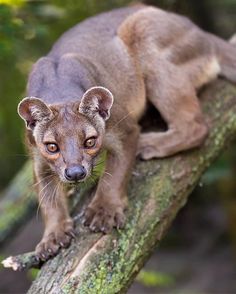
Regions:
[[137, 134, 158, 160], [35, 219, 76, 261], [137, 145, 158, 160], [82, 204, 126, 234]]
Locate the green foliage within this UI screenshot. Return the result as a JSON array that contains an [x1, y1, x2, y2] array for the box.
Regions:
[[0, 2, 53, 189], [0, 0, 25, 6], [27, 268, 40, 280], [136, 269, 175, 287]]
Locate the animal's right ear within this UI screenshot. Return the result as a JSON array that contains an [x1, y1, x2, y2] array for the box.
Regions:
[[17, 97, 53, 130]]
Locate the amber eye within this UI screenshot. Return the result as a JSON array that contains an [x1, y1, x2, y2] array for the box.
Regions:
[[84, 137, 96, 148], [45, 143, 59, 154]]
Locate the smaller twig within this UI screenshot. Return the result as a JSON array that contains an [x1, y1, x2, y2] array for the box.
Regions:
[[1, 156, 102, 272], [1, 185, 97, 272], [2, 252, 42, 271]]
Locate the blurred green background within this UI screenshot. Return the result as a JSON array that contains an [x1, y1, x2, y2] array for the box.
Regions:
[[0, 0, 236, 293]]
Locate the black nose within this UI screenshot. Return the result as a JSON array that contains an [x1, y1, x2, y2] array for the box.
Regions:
[[65, 165, 86, 181]]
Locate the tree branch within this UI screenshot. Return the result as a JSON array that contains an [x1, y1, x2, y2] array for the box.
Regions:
[[0, 162, 36, 247], [2, 79, 236, 293]]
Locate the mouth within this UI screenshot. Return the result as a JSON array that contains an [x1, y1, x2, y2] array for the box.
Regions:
[[63, 177, 87, 185]]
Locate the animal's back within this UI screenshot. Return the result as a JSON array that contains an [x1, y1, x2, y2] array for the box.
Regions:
[[28, 5, 146, 120], [48, 6, 144, 58], [28, 5, 236, 120], [58, 5, 147, 117]]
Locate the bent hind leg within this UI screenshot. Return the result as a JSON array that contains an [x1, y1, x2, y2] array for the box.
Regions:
[[138, 59, 208, 159]]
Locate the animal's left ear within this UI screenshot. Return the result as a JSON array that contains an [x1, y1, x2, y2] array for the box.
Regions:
[[79, 86, 114, 121]]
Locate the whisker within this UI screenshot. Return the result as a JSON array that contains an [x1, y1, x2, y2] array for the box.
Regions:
[[32, 174, 55, 188], [90, 175, 98, 186], [38, 179, 54, 196], [55, 182, 61, 210], [36, 179, 55, 219], [94, 161, 106, 168], [111, 110, 135, 130], [104, 171, 113, 177], [50, 180, 60, 209], [36, 190, 47, 220], [101, 178, 111, 188], [91, 171, 99, 176]]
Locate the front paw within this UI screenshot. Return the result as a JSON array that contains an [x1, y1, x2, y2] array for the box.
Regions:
[[35, 219, 76, 261], [83, 202, 126, 234]]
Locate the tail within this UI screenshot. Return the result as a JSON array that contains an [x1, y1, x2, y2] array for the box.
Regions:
[[212, 33, 236, 83]]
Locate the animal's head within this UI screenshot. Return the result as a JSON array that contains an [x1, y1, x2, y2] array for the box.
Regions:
[[18, 86, 113, 183]]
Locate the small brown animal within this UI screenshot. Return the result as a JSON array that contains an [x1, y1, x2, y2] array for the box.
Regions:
[[18, 5, 236, 260]]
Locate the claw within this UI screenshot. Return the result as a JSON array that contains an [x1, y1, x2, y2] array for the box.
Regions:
[[81, 218, 86, 225], [90, 225, 94, 231], [35, 255, 40, 262], [68, 231, 76, 238], [41, 253, 46, 260], [101, 227, 110, 234], [83, 218, 91, 226], [78, 211, 85, 218], [59, 242, 65, 247]]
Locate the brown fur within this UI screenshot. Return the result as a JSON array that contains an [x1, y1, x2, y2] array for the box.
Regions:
[[17, 5, 236, 260]]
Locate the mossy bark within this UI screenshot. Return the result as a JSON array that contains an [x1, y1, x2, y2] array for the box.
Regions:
[[24, 79, 236, 293], [2, 79, 236, 292]]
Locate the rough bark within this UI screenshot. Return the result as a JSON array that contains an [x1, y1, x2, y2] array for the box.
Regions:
[[2, 79, 236, 293]]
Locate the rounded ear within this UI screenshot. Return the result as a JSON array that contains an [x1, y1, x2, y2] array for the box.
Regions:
[[79, 86, 114, 121], [18, 97, 53, 130]]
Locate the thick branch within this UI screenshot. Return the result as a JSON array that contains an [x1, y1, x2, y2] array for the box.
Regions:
[[2, 79, 236, 293]]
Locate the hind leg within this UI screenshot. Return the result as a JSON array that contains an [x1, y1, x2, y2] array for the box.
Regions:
[[138, 59, 208, 159]]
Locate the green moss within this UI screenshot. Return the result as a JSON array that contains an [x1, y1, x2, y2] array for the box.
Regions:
[[62, 173, 170, 293]]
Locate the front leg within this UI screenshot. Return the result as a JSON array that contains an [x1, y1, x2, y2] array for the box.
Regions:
[[83, 126, 139, 233], [35, 168, 75, 260]]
